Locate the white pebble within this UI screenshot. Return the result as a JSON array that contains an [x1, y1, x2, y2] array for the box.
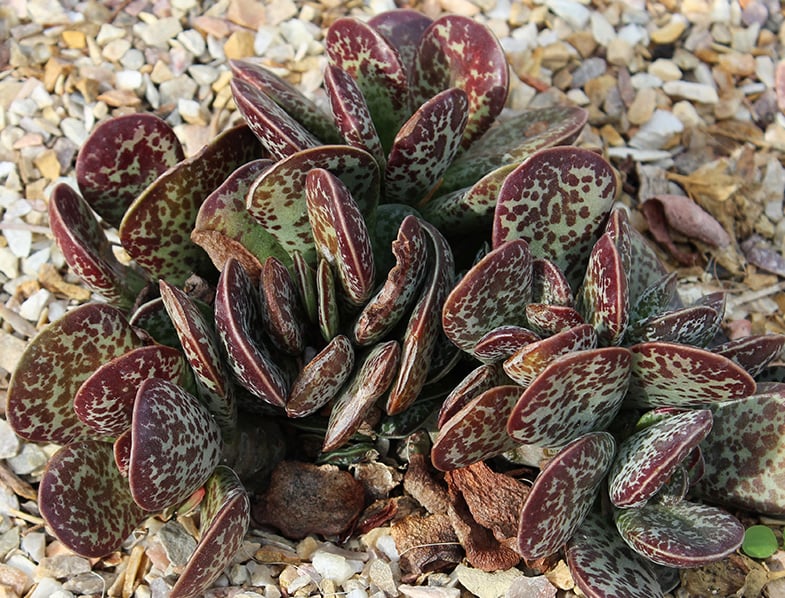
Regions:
[[591, 12, 615, 46], [312, 551, 355, 584], [115, 70, 143, 91], [21, 532, 46, 563], [4, 224, 32, 259], [177, 29, 206, 56], [546, 0, 591, 29], [21, 246, 50, 276], [7, 442, 48, 475], [662, 80, 719, 103], [96, 23, 126, 45], [60, 118, 87, 146], [29, 578, 71, 598], [630, 109, 684, 149], [0, 419, 20, 459], [630, 72, 663, 89]]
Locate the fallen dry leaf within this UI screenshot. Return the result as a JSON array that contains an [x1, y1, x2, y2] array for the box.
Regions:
[[391, 512, 462, 579], [403, 453, 451, 515]]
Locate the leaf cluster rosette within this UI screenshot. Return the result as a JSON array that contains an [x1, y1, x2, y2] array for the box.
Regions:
[[6, 8, 785, 598]]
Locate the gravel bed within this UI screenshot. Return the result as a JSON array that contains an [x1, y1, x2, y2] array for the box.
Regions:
[[1, 0, 784, 596]]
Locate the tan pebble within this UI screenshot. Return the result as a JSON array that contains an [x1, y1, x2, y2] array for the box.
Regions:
[[227, 0, 268, 30], [0, 563, 31, 595], [540, 42, 573, 70], [38, 263, 91, 301], [96, 88, 142, 108], [440, 0, 481, 16], [62, 29, 86, 49], [627, 88, 658, 125], [102, 38, 131, 62], [777, 60, 785, 113], [566, 31, 597, 58], [192, 15, 231, 38], [648, 58, 682, 81], [43, 57, 72, 92], [599, 124, 625, 146], [74, 77, 99, 103], [651, 16, 687, 44], [223, 30, 256, 60], [584, 74, 618, 106], [718, 52, 756, 77], [150, 60, 174, 84], [672, 100, 704, 127], [606, 38, 634, 67], [33, 149, 61, 180]]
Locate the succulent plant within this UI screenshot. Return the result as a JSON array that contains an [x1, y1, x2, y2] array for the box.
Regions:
[[6, 7, 785, 598]]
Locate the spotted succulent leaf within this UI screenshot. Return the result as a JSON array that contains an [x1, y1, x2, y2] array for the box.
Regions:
[[472, 326, 540, 364], [214, 258, 288, 409], [192, 159, 291, 280], [628, 272, 678, 329], [323, 340, 400, 452], [614, 501, 744, 567], [442, 239, 532, 353], [291, 250, 318, 325], [608, 409, 713, 508], [411, 14, 508, 149], [437, 362, 507, 428], [317, 259, 340, 341], [625, 305, 720, 346], [7, 303, 145, 444], [492, 147, 617, 289], [503, 323, 597, 387], [75, 113, 184, 228], [130, 297, 181, 348], [120, 125, 262, 285], [114, 430, 131, 475], [713, 334, 785, 378], [129, 378, 222, 511], [286, 335, 355, 418], [384, 87, 468, 205], [524, 303, 586, 337], [517, 432, 616, 559], [431, 385, 524, 471], [566, 512, 664, 598], [531, 257, 573, 306], [626, 342, 756, 408], [39, 440, 147, 557], [367, 9, 432, 75], [73, 345, 190, 437], [170, 466, 250, 598], [247, 145, 379, 265], [258, 257, 306, 355], [507, 347, 631, 447], [49, 183, 147, 310]]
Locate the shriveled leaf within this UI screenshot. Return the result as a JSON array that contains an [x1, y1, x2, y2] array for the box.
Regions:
[[524, 303, 586, 337], [472, 326, 540, 364], [608, 410, 713, 508], [531, 257, 573, 306], [517, 432, 616, 559], [7, 303, 144, 444], [507, 347, 631, 447], [39, 440, 146, 557], [713, 334, 785, 378], [615, 501, 744, 568], [260, 256, 305, 355], [75, 113, 184, 228], [129, 378, 222, 511]]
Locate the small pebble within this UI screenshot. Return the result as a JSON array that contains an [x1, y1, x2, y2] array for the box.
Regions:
[[662, 80, 719, 104]]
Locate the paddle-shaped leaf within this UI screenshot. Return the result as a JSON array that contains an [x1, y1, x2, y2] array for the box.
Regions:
[[507, 347, 631, 447], [472, 326, 540, 364], [713, 334, 785, 378], [524, 303, 585, 337], [73, 345, 190, 437], [411, 14, 508, 149], [384, 87, 468, 205], [39, 440, 146, 557], [367, 9, 432, 75], [608, 410, 713, 508], [129, 378, 222, 511], [492, 147, 617, 289], [120, 125, 262, 285], [626, 305, 720, 346], [442, 239, 532, 353], [626, 342, 756, 408], [49, 183, 147, 310], [517, 432, 616, 559], [614, 501, 744, 567], [170, 466, 250, 598], [7, 303, 144, 444], [214, 258, 288, 409], [566, 512, 664, 598], [431, 385, 524, 471], [259, 256, 305, 355], [531, 257, 573, 306], [75, 113, 184, 228], [437, 362, 507, 428], [306, 168, 376, 306]]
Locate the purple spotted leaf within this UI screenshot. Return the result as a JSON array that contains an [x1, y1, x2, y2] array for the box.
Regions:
[[492, 147, 617, 289], [531, 258, 573, 306], [75, 113, 184, 228], [503, 323, 597, 387], [323, 340, 400, 452], [614, 501, 744, 567], [353, 215, 427, 346], [159, 281, 237, 431], [441, 105, 589, 193], [49, 183, 147, 310], [39, 440, 147, 557], [694, 390, 785, 514], [437, 362, 507, 428], [628, 272, 679, 328], [517, 432, 616, 559], [367, 9, 432, 75], [524, 303, 586, 337], [384, 87, 468, 205], [114, 430, 131, 475], [625, 304, 720, 346], [324, 65, 386, 168], [386, 221, 454, 415], [306, 168, 376, 307], [608, 409, 713, 508], [230, 60, 341, 144], [627, 342, 756, 408], [431, 385, 525, 471], [372, 203, 424, 274], [317, 259, 340, 341], [603, 207, 633, 275], [507, 347, 631, 447], [120, 125, 262, 285], [259, 257, 305, 355], [286, 335, 355, 418], [713, 334, 785, 378], [231, 78, 319, 159], [577, 233, 629, 346], [192, 159, 291, 281], [566, 512, 664, 598], [472, 326, 540, 364], [7, 303, 145, 444], [214, 258, 288, 409], [129, 378, 222, 511], [130, 297, 180, 348], [442, 239, 532, 353], [326, 17, 410, 151], [73, 344, 191, 437], [411, 14, 508, 150], [247, 145, 379, 265], [292, 250, 318, 325], [170, 466, 250, 598]]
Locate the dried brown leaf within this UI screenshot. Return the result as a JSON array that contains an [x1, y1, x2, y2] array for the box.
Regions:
[[390, 512, 462, 578], [403, 453, 450, 515]]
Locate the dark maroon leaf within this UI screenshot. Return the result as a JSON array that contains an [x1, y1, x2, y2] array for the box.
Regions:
[[472, 326, 540, 364], [114, 430, 132, 475], [713, 334, 785, 378], [259, 256, 305, 355], [437, 362, 507, 428], [524, 303, 586, 338], [368, 9, 432, 75], [626, 305, 721, 346]]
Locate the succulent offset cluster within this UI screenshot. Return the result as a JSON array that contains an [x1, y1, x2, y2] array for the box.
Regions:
[[6, 8, 785, 598]]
